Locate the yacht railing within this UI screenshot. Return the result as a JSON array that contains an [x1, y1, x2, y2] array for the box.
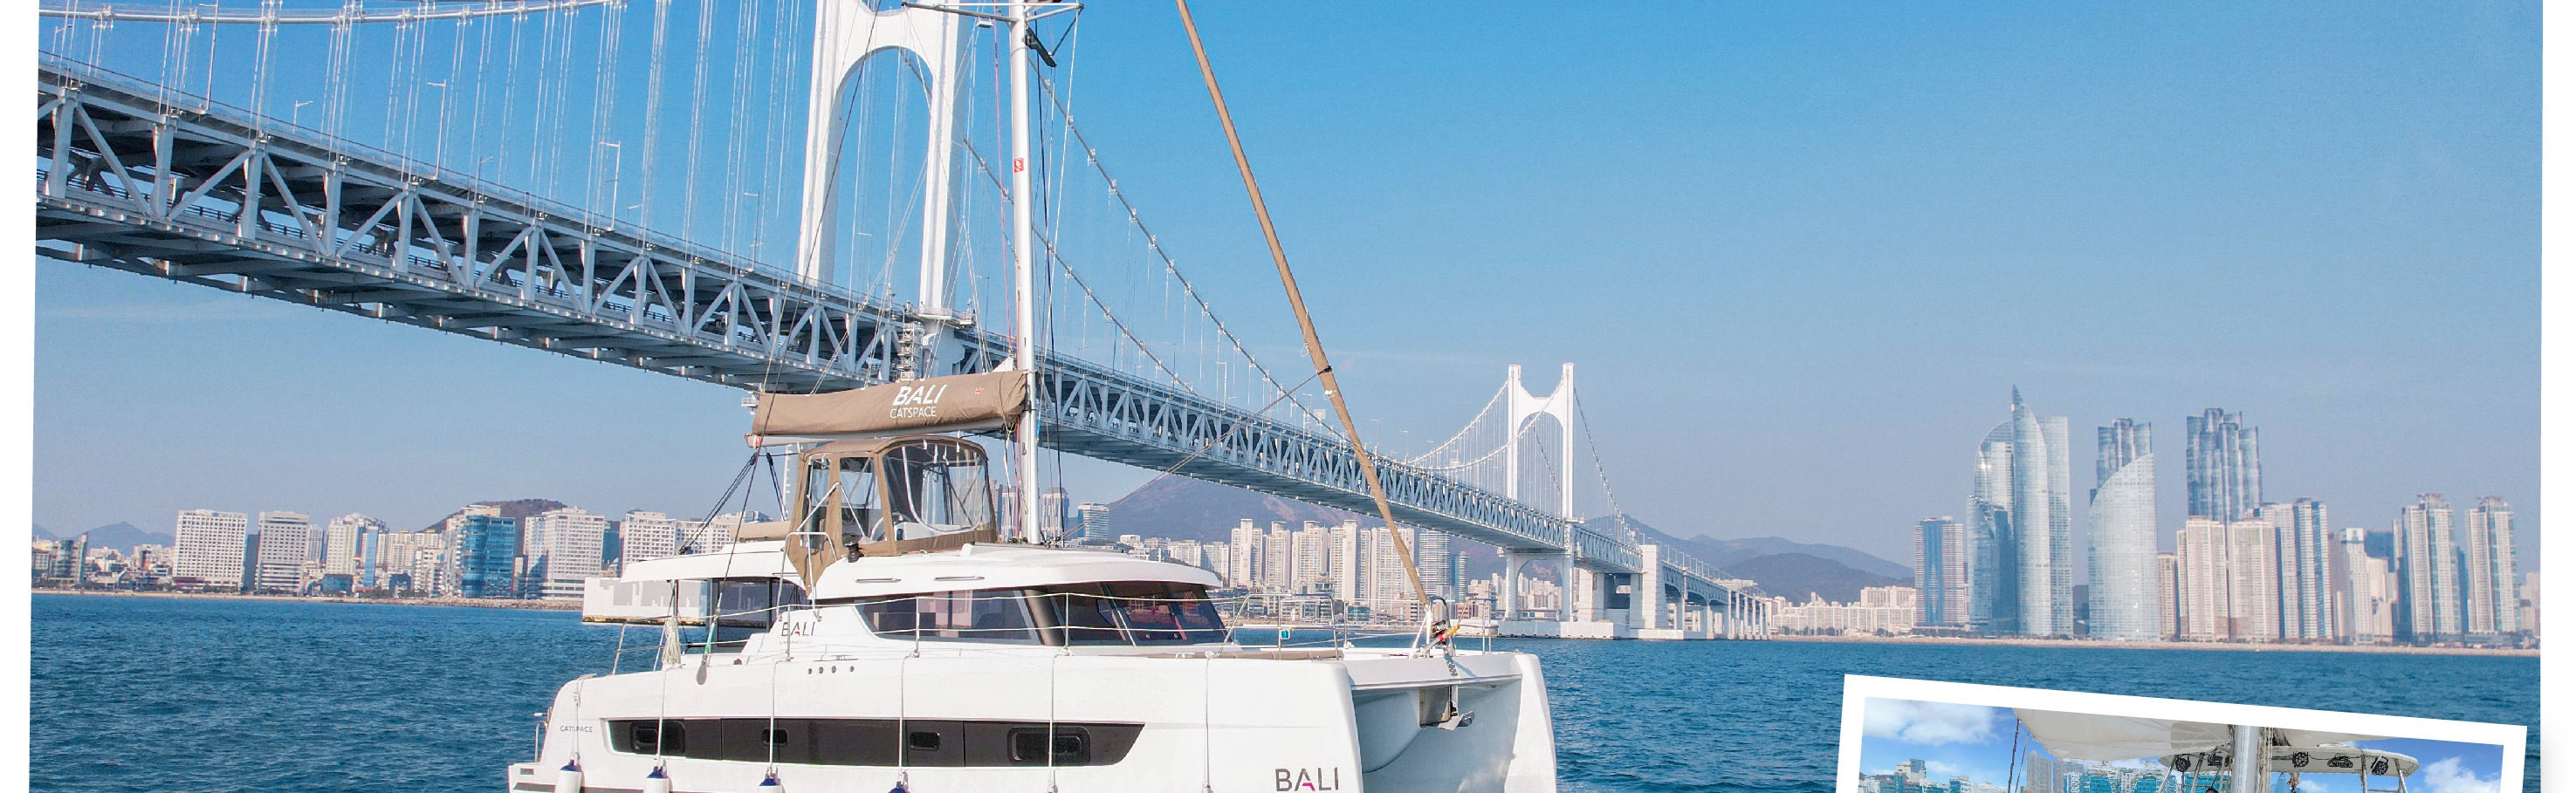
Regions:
[[602, 589, 1468, 673]]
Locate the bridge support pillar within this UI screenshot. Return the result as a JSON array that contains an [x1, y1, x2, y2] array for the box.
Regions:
[[1636, 546, 1666, 631], [1501, 550, 1545, 621]]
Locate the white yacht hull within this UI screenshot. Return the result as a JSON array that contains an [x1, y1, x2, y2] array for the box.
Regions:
[[510, 647, 1556, 793]]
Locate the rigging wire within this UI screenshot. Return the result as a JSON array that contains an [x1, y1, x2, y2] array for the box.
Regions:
[[1033, 75, 1320, 426]]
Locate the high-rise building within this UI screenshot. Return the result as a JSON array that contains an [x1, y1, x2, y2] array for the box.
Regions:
[[2334, 527, 2394, 644], [1228, 518, 1262, 589], [1914, 516, 1968, 628], [376, 530, 440, 594], [451, 506, 522, 598], [2087, 420, 2157, 639], [1261, 522, 1295, 592], [323, 513, 383, 579], [171, 509, 249, 591], [2518, 571, 2539, 642], [2174, 518, 2229, 641], [2463, 496, 2518, 638], [674, 511, 762, 555], [1355, 523, 1420, 619], [1967, 417, 2016, 633], [355, 525, 382, 591], [619, 511, 679, 564], [2224, 518, 2280, 641], [1040, 488, 1072, 542], [253, 511, 313, 594], [1415, 530, 1460, 599], [2183, 408, 2261, 520], [2396, 494, 2461, 643], [1295, 521, 1338, 593], [1967, 388, 2070, 636], [2259, 499, 2332, 641], [2155, 552, 2179, 639], [1076, 502, 1112, 545], [526, 507, 608, 600]]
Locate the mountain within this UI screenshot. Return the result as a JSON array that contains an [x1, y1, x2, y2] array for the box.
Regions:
[[1098, 476, 1367, 543], [1724, 552, 1906, 603], [416, 499, 571, 532], [77, 522, 172, 553], [32, 523, 53, 541], [1579, 516, 1909, 579], [1683, 537, 1910, 579], [34, 521, 175, 554]]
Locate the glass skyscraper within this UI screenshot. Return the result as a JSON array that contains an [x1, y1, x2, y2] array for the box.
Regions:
[[1968, 418, 2015, 632], [2184, 408, 2261, 520], [2396, 494, 2460, 643], [1914, 516, 1967, 627], [454, 513, 522, 599], [2087, 419, 2157, 640], [1968, 388, 2071, 636]]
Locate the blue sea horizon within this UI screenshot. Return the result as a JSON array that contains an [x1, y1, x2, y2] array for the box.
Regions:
[[29, 593, 2538, 793]]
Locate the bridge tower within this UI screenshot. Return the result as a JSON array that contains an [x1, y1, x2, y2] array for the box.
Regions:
[[795, 0, 967, 329], [1500, 364, 1589, 622]]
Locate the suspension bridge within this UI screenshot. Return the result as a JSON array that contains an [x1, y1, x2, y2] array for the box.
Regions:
[[31, 0, 1769, 639]]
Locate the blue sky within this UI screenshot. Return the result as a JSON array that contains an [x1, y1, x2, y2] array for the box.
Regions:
[[1856, 698, 2511, 793], [33, 3, 2538, 561]]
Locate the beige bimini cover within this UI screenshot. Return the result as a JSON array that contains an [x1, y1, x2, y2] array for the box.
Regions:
[[750, 371, 1027, 443]]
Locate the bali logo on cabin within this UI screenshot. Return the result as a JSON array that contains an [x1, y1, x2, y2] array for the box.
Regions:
[[887, 383, 949, 420], [1274, 768, 1343, 791]]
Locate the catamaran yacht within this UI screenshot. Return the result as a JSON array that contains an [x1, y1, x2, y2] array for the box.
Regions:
[[513, 395, 1560, 793], [513, 0, 1558, 788]]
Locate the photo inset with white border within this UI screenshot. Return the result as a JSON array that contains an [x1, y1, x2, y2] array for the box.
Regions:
[[1838, 676, 2527, 793]]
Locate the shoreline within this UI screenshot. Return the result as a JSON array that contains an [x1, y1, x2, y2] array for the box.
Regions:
[[32, 588, 584, 612], [31, 591, 2539, 656], [1763, 632, 2538, 657]]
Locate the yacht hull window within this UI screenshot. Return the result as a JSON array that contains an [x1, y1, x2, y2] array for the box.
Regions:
[[608, 719, 1141, 767]]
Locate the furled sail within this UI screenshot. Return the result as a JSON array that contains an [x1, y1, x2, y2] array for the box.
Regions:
[[748, 371, 1027, 443]]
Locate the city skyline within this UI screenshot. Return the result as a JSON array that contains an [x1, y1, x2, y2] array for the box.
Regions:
[[1924, 390, 2529, 646], [31, 2, 2538, 567], [29, 387, 2543, 581]]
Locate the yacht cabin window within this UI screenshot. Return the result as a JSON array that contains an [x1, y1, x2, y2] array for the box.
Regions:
[[803, 455, 883, 545], [881, 442, 995, 541], [704, 578, 812, 651], [1037, 581, 1227, 646], [841, 582, 1226, 646], [856, 589, 1042, 644], [796, 438, 999, 550]]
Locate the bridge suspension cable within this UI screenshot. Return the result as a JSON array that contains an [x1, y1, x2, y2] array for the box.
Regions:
[[38, 0, 629, 25], [1030, 74, 1326, 427]]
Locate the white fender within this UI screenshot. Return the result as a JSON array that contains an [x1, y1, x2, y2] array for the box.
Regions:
[[555, 759, 584, 793]]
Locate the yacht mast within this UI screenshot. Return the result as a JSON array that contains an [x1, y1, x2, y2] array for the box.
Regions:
[[1008, 0, 1041, 544]]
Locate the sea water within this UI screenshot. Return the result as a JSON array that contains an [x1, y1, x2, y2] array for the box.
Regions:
[[30, 594, 2539, 793]]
